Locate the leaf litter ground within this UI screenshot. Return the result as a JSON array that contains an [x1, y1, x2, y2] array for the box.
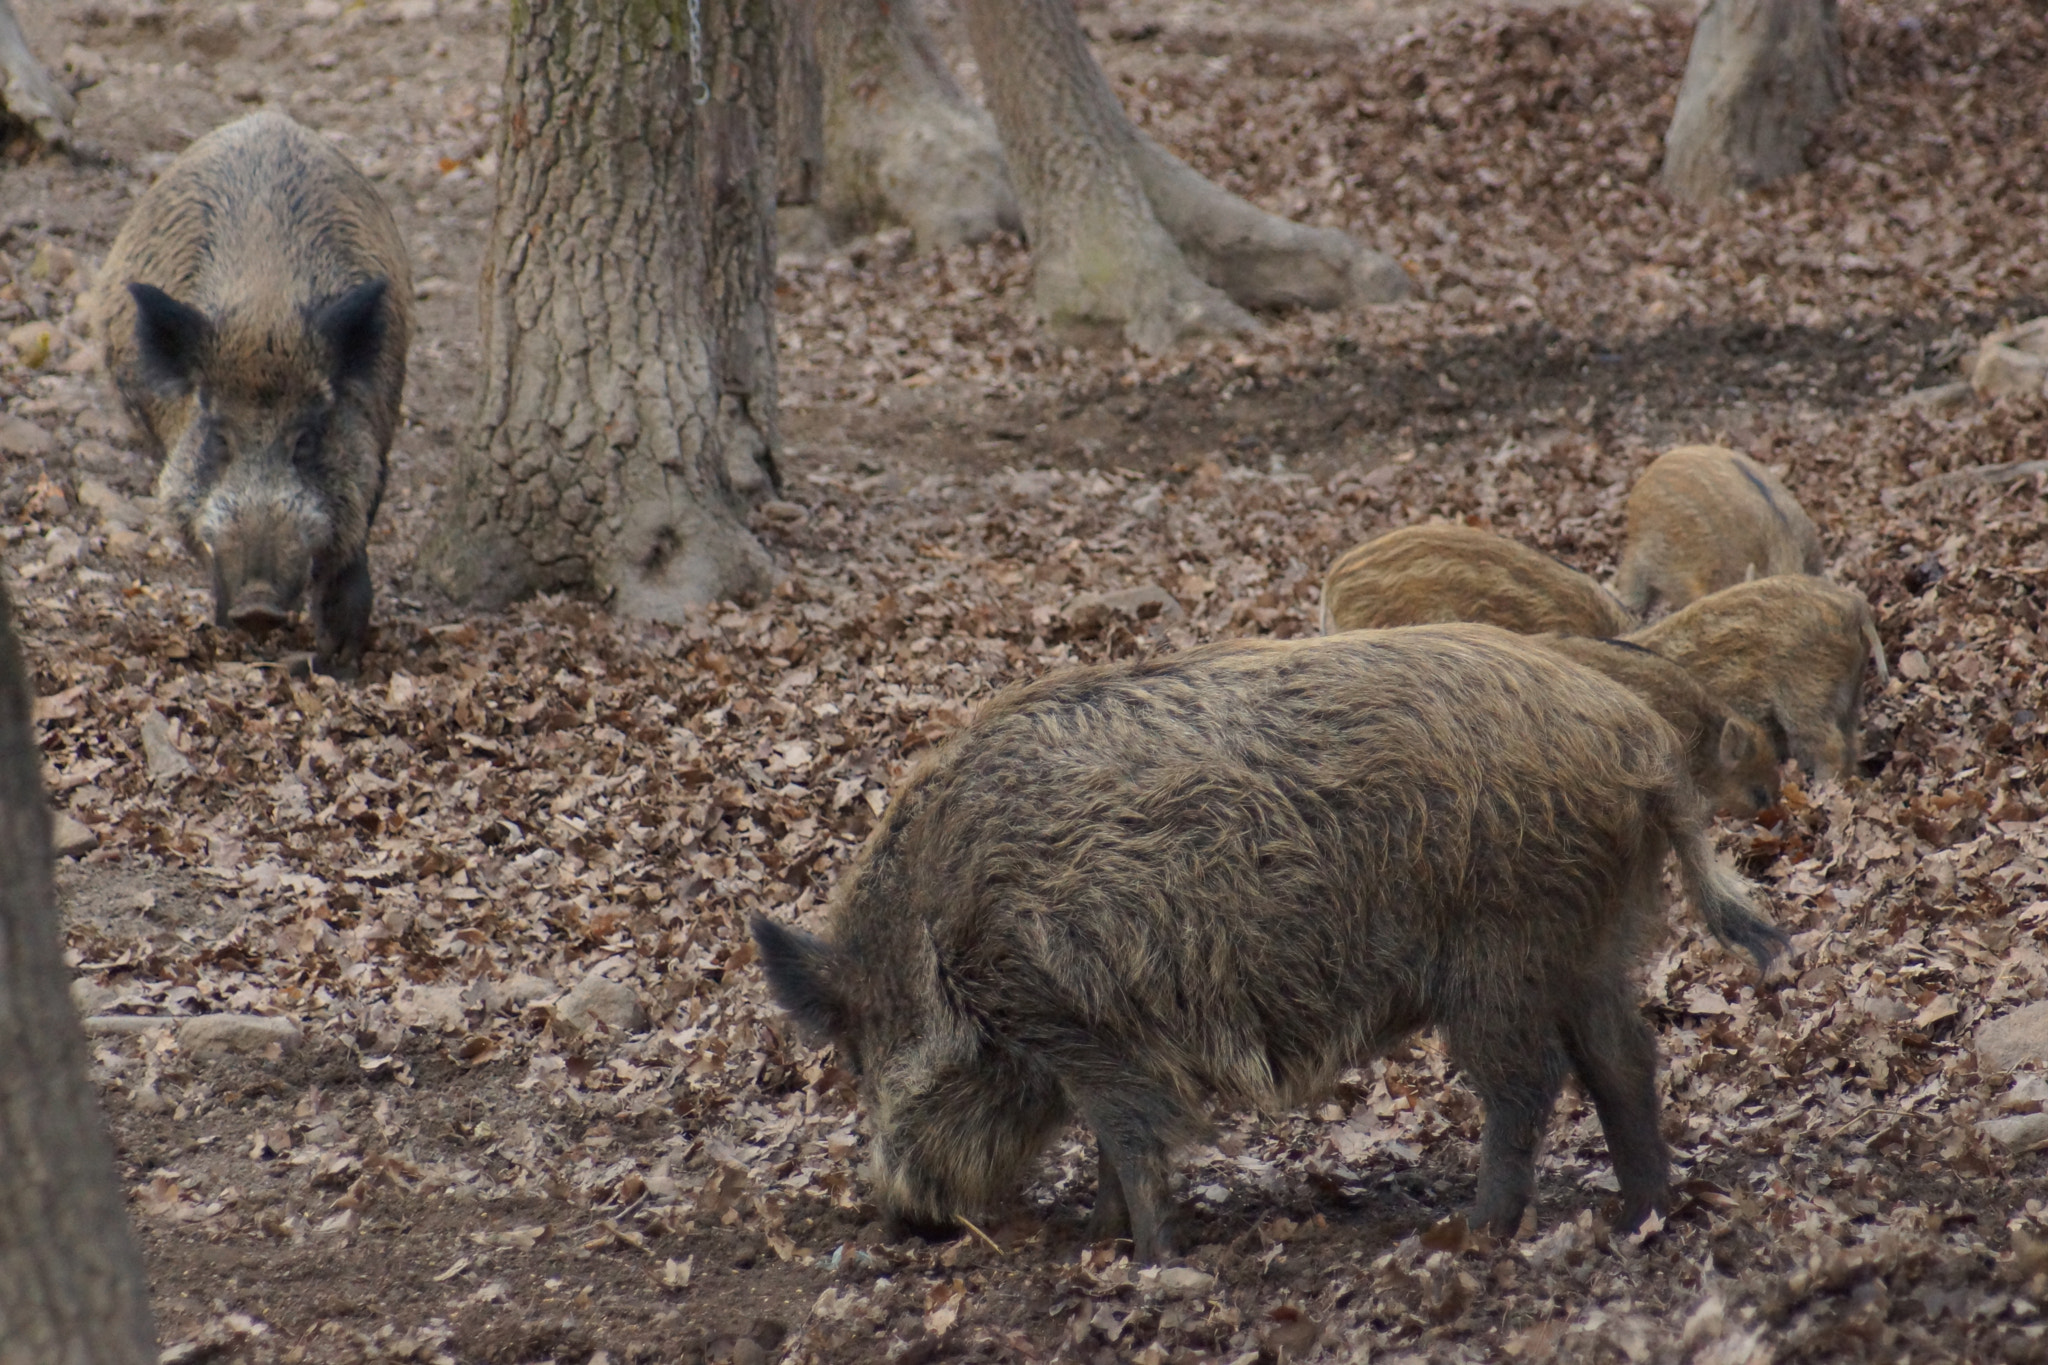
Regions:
[[2, 0, 2048, 1361]]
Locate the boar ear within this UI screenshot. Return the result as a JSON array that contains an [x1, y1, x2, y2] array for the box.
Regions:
[[1717, 716, 1758, 768], [128, 283, 211, 393], [312, 279, 388, 386], [750, 914, 853, 1041]]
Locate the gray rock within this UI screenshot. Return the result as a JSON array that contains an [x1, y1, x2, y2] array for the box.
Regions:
[[1888, 380, 1973, 417], [0, 414, 54, 456], [1972, 343, 2048, 401], [84, 1015, 174, 1036], [52, 811, 99, 857], [1976, 1001, 2048, 1073], [178, 1013, 303, 1057], [554, 973, 649, 1036], [1063, 584, 1184, 635], [1979, 1113, 2048, 1150]]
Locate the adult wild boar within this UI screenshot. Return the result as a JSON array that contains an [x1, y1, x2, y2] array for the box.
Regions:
[[1535, 634, 1780, 820], [1627, 576, 1887, 781], [1616, 445, 1824, 618], [753, 626, 1786, 1264], [1321, 524, 1635, 638], [92, 111, 412, 679]]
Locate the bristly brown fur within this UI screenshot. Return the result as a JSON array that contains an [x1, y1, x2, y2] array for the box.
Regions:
[[1320, 524, 1636, 638], [1534, 633, 1780, 819], [1616, 446, 1825, 618], [752, 625, 1784, 1264], [1627, 575, 1887, 781], [90, 111, 412, 679]]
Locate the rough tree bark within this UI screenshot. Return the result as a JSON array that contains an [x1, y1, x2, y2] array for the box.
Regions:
[[423, 0, 778, 620], [1659, 0, 1845, 204], [955, 0, 1410, 352], [0, 581, 157, 1361], [803, 0, 1019, 249], [0, 0, 75, 145]]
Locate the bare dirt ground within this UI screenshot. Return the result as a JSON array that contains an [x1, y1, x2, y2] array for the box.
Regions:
[[2, 0, 2047, 1361]]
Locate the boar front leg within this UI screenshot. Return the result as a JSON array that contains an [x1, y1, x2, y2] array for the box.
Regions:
[[1077, 1089, 1188, 1265], [311, 547, 373, 680], [1083, 1143, 1130, 1245], [1446, 1018, 1567, 1236], [1559, 981, 1671, 1230]]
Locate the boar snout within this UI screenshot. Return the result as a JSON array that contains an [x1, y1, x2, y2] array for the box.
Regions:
[[204, 499, 318, 637]]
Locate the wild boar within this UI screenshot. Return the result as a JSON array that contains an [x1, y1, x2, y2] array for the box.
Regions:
[[1627, 576, 1888, 781], [91, 111, 412, 679], [1616, 445, 1824, 617], [1534, 634, 1780, 819], [752, 626, 1785, 1264], [1321, 524, 1635, 638]]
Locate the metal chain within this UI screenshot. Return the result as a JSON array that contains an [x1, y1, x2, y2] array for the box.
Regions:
[[686, 0, 709, 105]]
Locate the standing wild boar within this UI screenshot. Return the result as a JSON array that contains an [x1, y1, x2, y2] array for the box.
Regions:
[[1616, 446, 1824, 617], [752, 626, 1786, 1264], [1534, 634, 1780, 819], [1627, 576, 1887, 781], [91, 111, 412, 679], [1321, 524, 1636, 638]]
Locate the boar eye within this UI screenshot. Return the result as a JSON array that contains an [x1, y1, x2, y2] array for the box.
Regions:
[[292, 427, 323, 470]]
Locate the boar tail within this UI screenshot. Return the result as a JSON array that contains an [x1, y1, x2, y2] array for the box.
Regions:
[[1861, 613, 1889, 684], [1666, 802, 1789, 972]]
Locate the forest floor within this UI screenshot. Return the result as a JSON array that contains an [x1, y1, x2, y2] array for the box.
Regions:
[[3, 0, 2048, 1361]]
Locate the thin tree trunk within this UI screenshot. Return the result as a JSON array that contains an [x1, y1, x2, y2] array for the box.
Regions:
[[955, 0, 1407, 352], [709, 0, 784, 500], [812, 0, 1019, 249], [424, 0, 777, 620], [777, 0, 823, 207], [1660, 0, 1844, 204], [0, 580, 157, 1362], [0, 0, 75, 145]]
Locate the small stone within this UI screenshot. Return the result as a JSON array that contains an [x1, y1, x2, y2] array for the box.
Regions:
[[1977, 1001, 2048, 1073], [489, 972, 556, 1013], [6, 321, 54, 369], [71, 977, 117, 1014], [85, 1014, 173, 1037], [553, 972, 649, 1036], [76, 476, 143, 530], [1063, 584, 1184, 635], [1979, 1113, 2048, 1150], [51, 811, 100, 857], [392, 983, 467, 1032], [0, 415, 54, 456], [1888, 380, 1973, 417], [1150, 1267, 1217, 1298], [1971, 343, 2048, 401], [178, 1013, 304, 1057]]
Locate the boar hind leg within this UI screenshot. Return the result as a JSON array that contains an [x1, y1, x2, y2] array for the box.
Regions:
[[312, 548, 373, 680], [1559, 983, 1670, 1230], [1446, 1019, 1567, 1236]]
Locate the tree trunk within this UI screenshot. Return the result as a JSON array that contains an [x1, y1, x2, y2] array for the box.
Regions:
[[423, 0, 778, 621], [1659, 0, 1845, 204], [0, 581, 157, 1362], [955, 0, 1408, 352], [777, 0, 824, 208], [810, 0, 1019, 249], [0, 0, 75, 146], [709, 0, 784, 501]]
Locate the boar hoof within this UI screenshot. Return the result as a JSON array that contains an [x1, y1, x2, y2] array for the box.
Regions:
[[883, 1211, 962, 1246], [281, 652, 316, 680]]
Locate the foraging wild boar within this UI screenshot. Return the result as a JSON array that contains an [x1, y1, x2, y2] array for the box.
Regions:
[[752, 626, 1786, 1264], [1627, 576, 1887, 781], [1616, 446, 1824, 617], [1321, 524, 1636, 638], [91, 111, 412, 679], [1534, 634, 1780, 820]]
